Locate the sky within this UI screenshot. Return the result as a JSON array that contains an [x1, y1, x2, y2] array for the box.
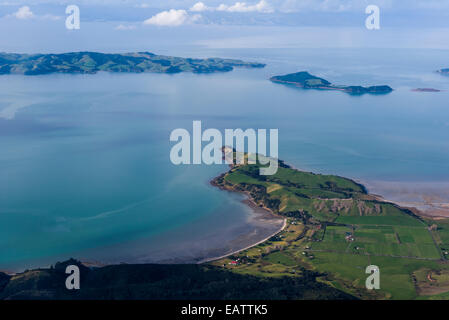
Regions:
[[0, 0, 448, 52]]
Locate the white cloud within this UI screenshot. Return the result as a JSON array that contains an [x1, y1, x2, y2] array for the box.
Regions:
[[144, 9, 200, 26], [115, 24, 137, 30], [190, 2, 210, 12], [144, 9, 188, 26], [217, 0, 273, 13], [5, 5, 61, 20], [13, 5, 33, 19]]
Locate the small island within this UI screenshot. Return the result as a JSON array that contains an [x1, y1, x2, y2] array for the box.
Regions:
[[437, 68, 449, 75], [0, 52, 265, 75], [412, 88, 441, 92], [270, 71, 393, 95]]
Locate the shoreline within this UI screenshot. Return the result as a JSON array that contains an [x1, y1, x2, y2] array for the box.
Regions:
[[197, 197, 287, 264], [3, 163, 447, 274], [75, 194, 285, 268], [199, 161, 292, 264], [0, 185, 285, 274], [75, 165, 448, 268]]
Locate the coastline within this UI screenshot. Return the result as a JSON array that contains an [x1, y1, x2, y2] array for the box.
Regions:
[[72, 195, 285, 269], [197, 198, 287, 264], [0, 177, 286, 274], [198, 162, 292, 264], [8, 169, 443, 275], [78, 168, 286, 268], [4, 163, 445, 273]]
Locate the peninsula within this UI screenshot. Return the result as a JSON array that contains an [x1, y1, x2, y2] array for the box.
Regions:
[[208, 150, 449, 299], [0, 52, 265, 75], [270, 71, 393, 95]]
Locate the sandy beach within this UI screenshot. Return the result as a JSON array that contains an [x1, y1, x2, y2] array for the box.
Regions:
[[197, 200, 286, 264], [150, 195, 286, 265]]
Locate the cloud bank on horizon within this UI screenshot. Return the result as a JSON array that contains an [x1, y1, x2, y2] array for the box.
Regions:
[[143, 0, 273, 26], [0, 0, 448, 52], [0, 0, 448, 29], [136, 0, 449, 26], [2, 0, 449, 11]]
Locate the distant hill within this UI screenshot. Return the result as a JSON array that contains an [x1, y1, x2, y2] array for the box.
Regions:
[[0, 52, 265, 75], [0, 259, 354, 300], [270, 71, 393, 95], [412, 88, 441, 92]]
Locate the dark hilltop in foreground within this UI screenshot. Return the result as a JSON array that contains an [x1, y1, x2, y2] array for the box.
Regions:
[[0, 52, 265, 75], [0, 259, 353, 300], [270, 71, 393, 95]]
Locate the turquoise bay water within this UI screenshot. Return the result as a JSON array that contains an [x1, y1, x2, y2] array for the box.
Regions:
[[1, 48, 449, 270]]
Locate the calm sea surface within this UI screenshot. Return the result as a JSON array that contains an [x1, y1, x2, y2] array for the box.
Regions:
[[1, 48, 449, 270]]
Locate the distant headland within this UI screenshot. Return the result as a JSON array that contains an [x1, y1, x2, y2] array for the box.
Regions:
[[270, 71, 393, 95], [0, 52, 265, 75], [437, 68, 449, 75]]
